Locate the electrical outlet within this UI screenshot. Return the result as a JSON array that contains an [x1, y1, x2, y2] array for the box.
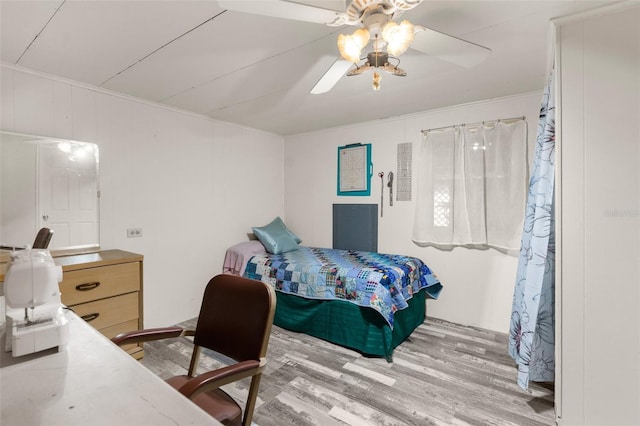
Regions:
[[127, 228, 143, 238]]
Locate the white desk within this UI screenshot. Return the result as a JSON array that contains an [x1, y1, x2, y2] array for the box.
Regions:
[[1, 311, 219, 425]]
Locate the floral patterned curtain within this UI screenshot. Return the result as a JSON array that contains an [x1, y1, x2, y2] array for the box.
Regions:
[[509, 69, 556, 390]]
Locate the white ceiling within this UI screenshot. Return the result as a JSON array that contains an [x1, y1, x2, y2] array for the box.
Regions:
[[0, 0, 616, 135]]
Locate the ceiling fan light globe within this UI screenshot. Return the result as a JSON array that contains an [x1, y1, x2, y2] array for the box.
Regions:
[[338, 33, 365, 63], [387, 42, 409, 56], [353, 28, 370, 48], [383, 20, 414, 56], [337, 28, 370, 62], [381, 21, 397, 41], [337, 35, 360, 62]]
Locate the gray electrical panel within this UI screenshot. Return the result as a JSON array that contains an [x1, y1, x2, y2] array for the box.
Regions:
[[332, 204, 378, 252]]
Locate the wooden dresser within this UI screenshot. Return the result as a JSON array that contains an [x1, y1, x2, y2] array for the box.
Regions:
[[53, 249, 144, 359]]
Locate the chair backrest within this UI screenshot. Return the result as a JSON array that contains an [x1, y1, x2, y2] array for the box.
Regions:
[[193, 275, 276, 362], [32, 228, 53, 249]]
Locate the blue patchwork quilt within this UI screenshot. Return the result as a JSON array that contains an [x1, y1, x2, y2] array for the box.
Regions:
[[243, 247, 442, 327]]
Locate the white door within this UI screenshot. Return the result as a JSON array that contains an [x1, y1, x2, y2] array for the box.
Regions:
[[38, 142, 98, 249]]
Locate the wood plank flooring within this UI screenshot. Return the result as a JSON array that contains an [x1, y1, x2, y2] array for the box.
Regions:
[[141, 317, 555, 425]]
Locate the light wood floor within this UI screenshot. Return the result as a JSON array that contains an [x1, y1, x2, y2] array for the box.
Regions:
[[142, 317, 555, 425]]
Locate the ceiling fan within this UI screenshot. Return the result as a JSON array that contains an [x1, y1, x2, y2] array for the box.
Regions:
[[217, 0, 491, 93]]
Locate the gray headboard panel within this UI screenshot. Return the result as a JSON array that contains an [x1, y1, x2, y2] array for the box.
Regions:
[[332, 204, 378, 252]]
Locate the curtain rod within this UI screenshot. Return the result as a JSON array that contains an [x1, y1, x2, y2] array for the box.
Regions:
[[421, 116, 525, 134]]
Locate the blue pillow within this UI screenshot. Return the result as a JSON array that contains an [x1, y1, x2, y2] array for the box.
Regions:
[[252, 217, 300, 254], [273, 216, 302, 244]]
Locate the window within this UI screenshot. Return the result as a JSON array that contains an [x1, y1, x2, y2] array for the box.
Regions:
[[412, 119, 527, 250]]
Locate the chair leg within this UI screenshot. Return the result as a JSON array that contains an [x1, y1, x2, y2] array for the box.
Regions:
[[242, 373, 263, 426], [187, 346, 201, 377]]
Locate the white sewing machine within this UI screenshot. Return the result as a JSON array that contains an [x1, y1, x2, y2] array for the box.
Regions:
[[4, 249, 69, 357]]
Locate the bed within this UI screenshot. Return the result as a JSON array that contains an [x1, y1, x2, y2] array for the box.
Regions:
[[223, 237, 442, 360]]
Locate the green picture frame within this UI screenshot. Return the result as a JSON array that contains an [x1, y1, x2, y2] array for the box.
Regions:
[[337, 143, 372, 196]]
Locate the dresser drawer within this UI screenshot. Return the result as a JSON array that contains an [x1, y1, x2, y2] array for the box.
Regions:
[[72, 292, 139, 331], [60, 262, 140, 307]]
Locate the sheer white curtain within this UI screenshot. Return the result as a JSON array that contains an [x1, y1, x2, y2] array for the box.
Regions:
[[412, 119, 527, 250]]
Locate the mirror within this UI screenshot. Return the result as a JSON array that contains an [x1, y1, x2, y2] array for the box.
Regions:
[[0, 131, 99, 250]]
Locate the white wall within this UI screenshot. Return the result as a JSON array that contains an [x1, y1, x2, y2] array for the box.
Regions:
[[284, 92, 541, 333], [0, 136, 37, 245], [1, 65, 285, 328], [1, 62, 542, 334], [556, 3, 640, 425]]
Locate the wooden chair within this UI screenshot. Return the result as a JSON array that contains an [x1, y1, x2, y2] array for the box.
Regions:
[[112, 274, 276, 426], [32, 227, 53, 249]]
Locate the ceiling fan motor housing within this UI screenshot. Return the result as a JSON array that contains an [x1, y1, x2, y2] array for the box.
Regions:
[[362, 6, 391, 39], [367, 51, 390, 67], [344, 0, 424, 24]]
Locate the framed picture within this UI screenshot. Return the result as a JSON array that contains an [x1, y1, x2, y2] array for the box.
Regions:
[[337, 143, 372, 196]]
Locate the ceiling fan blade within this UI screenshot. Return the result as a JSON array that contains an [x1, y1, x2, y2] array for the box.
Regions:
[[411, 26, 491, 68], [217, 0, 345, 25], [311, 59, 353, 94]]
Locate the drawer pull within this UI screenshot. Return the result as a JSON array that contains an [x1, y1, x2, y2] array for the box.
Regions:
[[81, 313, 100, 322], [76, 282, 101, 291]]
